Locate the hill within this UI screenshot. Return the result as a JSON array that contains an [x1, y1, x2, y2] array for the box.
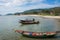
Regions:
[[14, 7, 60, 16]]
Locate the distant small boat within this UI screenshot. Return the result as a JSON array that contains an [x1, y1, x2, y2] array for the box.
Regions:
[[15, 30, 57, 38], [19, 19, 39, 24]]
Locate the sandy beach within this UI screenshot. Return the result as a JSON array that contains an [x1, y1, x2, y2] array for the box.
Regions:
[[41, 16, 60, 19], [20, 15, 60, 19]]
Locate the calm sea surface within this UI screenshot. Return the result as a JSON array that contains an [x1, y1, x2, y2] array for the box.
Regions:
[[0, 15, 60, 40]]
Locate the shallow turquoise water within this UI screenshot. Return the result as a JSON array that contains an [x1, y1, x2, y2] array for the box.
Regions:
[[0, 15, 60, 40]]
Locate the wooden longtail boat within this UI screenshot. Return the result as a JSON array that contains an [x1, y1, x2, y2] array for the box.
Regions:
[[15, 30, 59, 38], [19, 18, 39, 24], [20, 20, 39, 24]]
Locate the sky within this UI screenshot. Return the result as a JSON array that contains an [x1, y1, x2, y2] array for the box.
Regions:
[[0, 0, 60, 15]]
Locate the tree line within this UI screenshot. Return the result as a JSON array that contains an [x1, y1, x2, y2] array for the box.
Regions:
[[6, 7, 60, 16]]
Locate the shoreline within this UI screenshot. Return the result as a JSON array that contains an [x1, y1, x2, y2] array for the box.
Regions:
[[40, 16, 60, 19], [20, 15, 60, 19], [1, 15, 60, 19]]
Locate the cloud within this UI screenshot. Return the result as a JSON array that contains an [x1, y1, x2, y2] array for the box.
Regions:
[[21, 3, 57, 11], [30, 0, 44, 3], [2, 0, 28, 7], [0, 0, 59, 7], [0, 0, 44, 7], [0, 0, 60, 15], [11, 0, 27, 6]]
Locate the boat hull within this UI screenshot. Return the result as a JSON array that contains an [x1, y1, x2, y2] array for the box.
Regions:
[[22, 34, 56, 38], [15, 30, 57, 38], [21, 22, 39, 24], [19, 20, 39, 24]]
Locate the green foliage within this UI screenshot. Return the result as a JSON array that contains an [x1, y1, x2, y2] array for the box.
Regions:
[[14, 7, 60, 16], [6, 13, 13, 15], [55, 13, 60, 16]]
